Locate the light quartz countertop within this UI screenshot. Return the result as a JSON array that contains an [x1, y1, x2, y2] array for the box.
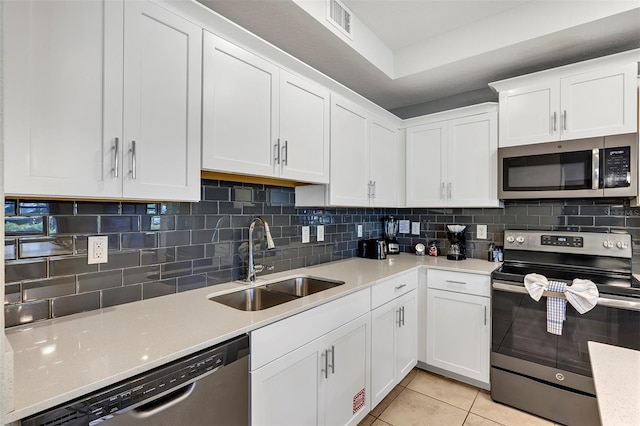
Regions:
[[3, 254, 498, 423], [588, 341, 640, 426]]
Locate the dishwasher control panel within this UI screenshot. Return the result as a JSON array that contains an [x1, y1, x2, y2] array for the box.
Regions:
[[21, 335, 249, 426]]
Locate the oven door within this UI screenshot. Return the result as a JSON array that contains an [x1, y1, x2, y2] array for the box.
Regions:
[[492, 280, 640, 381]]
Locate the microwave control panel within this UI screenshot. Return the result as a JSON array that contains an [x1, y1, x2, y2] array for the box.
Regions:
[[603, 146, 631, 188]]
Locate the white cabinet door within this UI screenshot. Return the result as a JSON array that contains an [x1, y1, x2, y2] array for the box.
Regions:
[[330, 96, 370, 206], [406, 122, 446, 206], [323, 314, 370, 426], [251, 341, 321, 426], [560, 64, 638, 140], [3, 0, 123, 198], [498, 82, 559, 147], [370, 302, 397, 408], [426, 288, 490, 384], [395, 290, 417, 380], [202, 32, 279, 178], [279, 71, 330, 183], [371, 290, 417, 408], [447, 112, 498, 207], [369, 117, 399, 207], [122, 1, 201, 201]]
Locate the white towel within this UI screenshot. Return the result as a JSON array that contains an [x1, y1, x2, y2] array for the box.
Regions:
[[523, 273, 599, 336]]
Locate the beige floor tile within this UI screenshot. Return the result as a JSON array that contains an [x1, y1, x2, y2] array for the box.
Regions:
[[399, 368, 418, 387], [379, 388, 468, 426], [463, 413, 504, 426], [406, 369, 479, 411], [470, 391, 554, 426], [358, 414, 377, 426], [371, 385, 404, 417], [372, 419, 392, 426]]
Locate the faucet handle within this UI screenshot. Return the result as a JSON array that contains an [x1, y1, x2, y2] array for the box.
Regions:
[[254, 264, 265, 273]]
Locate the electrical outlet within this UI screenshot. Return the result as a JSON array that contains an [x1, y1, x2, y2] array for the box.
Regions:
[[302, 226, 310, 243], [411, 222, 420, 235], [477, 224, 488, 240], [317, 225, 325, 242], [88, 236, 109, 264], [357, 224, 363, 238]]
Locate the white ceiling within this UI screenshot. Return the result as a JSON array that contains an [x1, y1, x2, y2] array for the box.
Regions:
[[197, 0, 640, 118]]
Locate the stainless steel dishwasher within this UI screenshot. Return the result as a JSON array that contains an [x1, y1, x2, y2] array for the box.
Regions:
[[21, 334, 250, 426]]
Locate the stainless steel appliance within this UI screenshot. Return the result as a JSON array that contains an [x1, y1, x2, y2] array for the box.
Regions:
[[491, 230, 640, 425], [498, 133, 637, 199], [446, 225, 467, 260], [384, 216, 400, 254], [21, 335, 250, 426]]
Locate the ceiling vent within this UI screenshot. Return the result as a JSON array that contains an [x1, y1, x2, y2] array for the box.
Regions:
[[327, 0, 353, 39]]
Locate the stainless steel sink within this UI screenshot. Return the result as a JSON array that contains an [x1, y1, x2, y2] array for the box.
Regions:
[[265, 276, 345, 297], [209, 287, 298, 311], [209, 276, 345, 311]]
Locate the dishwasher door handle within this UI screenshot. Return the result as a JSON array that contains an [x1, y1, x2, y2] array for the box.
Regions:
[[128, 382, 197, 419]]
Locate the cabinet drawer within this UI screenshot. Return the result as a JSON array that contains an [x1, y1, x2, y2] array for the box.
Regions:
[[371, 270, 418, 309], [426, 269, 490, 297], [251, 288, 370, 370]]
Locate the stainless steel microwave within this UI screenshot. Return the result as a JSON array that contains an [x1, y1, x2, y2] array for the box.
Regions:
[[498, 133, 638, 199]]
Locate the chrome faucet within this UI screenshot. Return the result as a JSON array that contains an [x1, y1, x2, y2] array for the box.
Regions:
[[246, 216, 276, 282]]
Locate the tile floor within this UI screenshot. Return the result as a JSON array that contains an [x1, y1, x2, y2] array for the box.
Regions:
[[359, 369, 555, 426]]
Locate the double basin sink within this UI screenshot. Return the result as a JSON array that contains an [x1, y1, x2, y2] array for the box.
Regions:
[[209, 276, 345, 311]]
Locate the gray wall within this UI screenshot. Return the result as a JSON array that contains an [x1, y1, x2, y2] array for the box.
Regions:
[[4, 179, 639, 328]]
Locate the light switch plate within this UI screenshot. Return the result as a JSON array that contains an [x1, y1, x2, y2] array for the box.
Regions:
[[477, 224, 488, 239], [411, 222, 420, 235], [302, 226, 310, 243], [317, 225, 325, 242], [357, 224, 363, 238], [88, 235, 108, 264]]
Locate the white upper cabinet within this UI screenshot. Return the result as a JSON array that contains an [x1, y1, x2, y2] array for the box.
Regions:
[[279, 71, 330, 183], [405, 104, 499, 208], [202, 32, 279, 178], [324, 95, 400, 207], [491, 52, 638, 147], [202, 33, 330, 183], [329, 96, 371, 206], [121, 1, 202, 201], [4, 0, 201, 201]]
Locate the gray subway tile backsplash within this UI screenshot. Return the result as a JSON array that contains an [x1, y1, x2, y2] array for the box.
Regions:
[[5, 181, 640, 328]]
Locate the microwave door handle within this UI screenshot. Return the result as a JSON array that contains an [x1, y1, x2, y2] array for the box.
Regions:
[[592, 148, 600, 190]]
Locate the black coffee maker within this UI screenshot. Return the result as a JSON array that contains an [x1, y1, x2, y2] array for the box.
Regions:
[[446, 225, 467, 260]]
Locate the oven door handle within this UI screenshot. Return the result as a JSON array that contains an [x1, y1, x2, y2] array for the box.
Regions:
[[492, 280, 640, 312]]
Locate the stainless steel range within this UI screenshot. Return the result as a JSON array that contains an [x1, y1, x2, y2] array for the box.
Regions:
[[491, 230, 640, 426]]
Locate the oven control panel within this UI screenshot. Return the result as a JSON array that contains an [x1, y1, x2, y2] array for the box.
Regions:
[[541, 235, 583, 247]]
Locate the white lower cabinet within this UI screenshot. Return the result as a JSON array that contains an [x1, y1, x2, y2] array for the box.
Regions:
[[250, 289, 371, 426], [371, 290, 417, 408], [425, 269, 491, 388]]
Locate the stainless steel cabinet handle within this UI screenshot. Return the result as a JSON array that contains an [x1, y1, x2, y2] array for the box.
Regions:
[[401, 306, 405, 326], [371, 181, 376, 199], [446, 280, 467, 285], [592, 148, 600, 190], [112, 138, 119, 178], [396, 307, 402, 327], [282, 140, 288, 166], [447, 182, 452, 200], [130, 141, 137, 179], [395, 284, 407, 290], [484, 306, 487, 326], [274, 139, 280, 165], [368, 181, 373, 199], [563, 110, 567, 131], [322, 349, 328, 379], [329, 346, 335, 375], [553, 112, 557, 132]]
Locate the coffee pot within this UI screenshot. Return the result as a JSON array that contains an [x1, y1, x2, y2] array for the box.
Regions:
[[446, 225, 467, 261]]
